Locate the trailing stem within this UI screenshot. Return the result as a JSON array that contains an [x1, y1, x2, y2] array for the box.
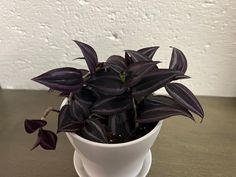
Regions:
[[41, 107, 60, 120]]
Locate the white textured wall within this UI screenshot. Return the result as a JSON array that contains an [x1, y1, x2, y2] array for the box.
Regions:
[[0, 0, 235, 97]]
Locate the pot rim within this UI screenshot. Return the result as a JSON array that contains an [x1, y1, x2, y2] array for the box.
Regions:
[[62, 98, 163, 148]]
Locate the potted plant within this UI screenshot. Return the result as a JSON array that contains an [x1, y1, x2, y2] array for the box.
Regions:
[[24, 41, 204, 177]]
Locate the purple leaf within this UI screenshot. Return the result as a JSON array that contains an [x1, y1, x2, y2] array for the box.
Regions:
[[107, 112, 133, 138], [144, 95, 195, 121], [70, 99, 89, 121], [106, 55, 127, 73], [125, 52, 133, 66], [137, 46, 159, 60], [81, 119, 108, 143], [174, 75, 191, 80], [73, 40, 98, 74], [87, 69, 126, 96], [132, 69, 181, 97], [145, 95, 182, 108], [31, 136, 41, 150], [39, 129, 57, 150], [92, 94, 132, 115], [125, 61, 160, 87], [165, 83, 204, 118], [58, 105, 84, 132], [73, 86, 98, 107], [73, 57, 85, 60], [137, 106, 194, 123], [31, 129, 57, 150], [24, 119, 47, 134], [169, 47, 187, 73], [32, 67, 83, 92], [144, 95, 193, 111], [125, 50, 151, 63]]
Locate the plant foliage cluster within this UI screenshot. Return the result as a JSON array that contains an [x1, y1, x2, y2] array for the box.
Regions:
[[24, 41, 204, 150]]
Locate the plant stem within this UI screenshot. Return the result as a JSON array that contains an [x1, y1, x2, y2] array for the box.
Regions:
[[41, 107, 60, 120]]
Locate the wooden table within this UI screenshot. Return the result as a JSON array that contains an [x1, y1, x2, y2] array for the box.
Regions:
[[0, 90, 235, 177]]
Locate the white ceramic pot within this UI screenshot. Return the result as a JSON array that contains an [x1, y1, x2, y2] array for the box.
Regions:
[[62, 99, 163, 177]]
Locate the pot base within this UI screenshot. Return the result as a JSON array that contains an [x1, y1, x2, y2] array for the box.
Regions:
[[73, 150, 152, 177]]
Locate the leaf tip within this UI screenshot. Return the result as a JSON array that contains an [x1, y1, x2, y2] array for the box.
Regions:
[[31, 76, 38, 82]]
